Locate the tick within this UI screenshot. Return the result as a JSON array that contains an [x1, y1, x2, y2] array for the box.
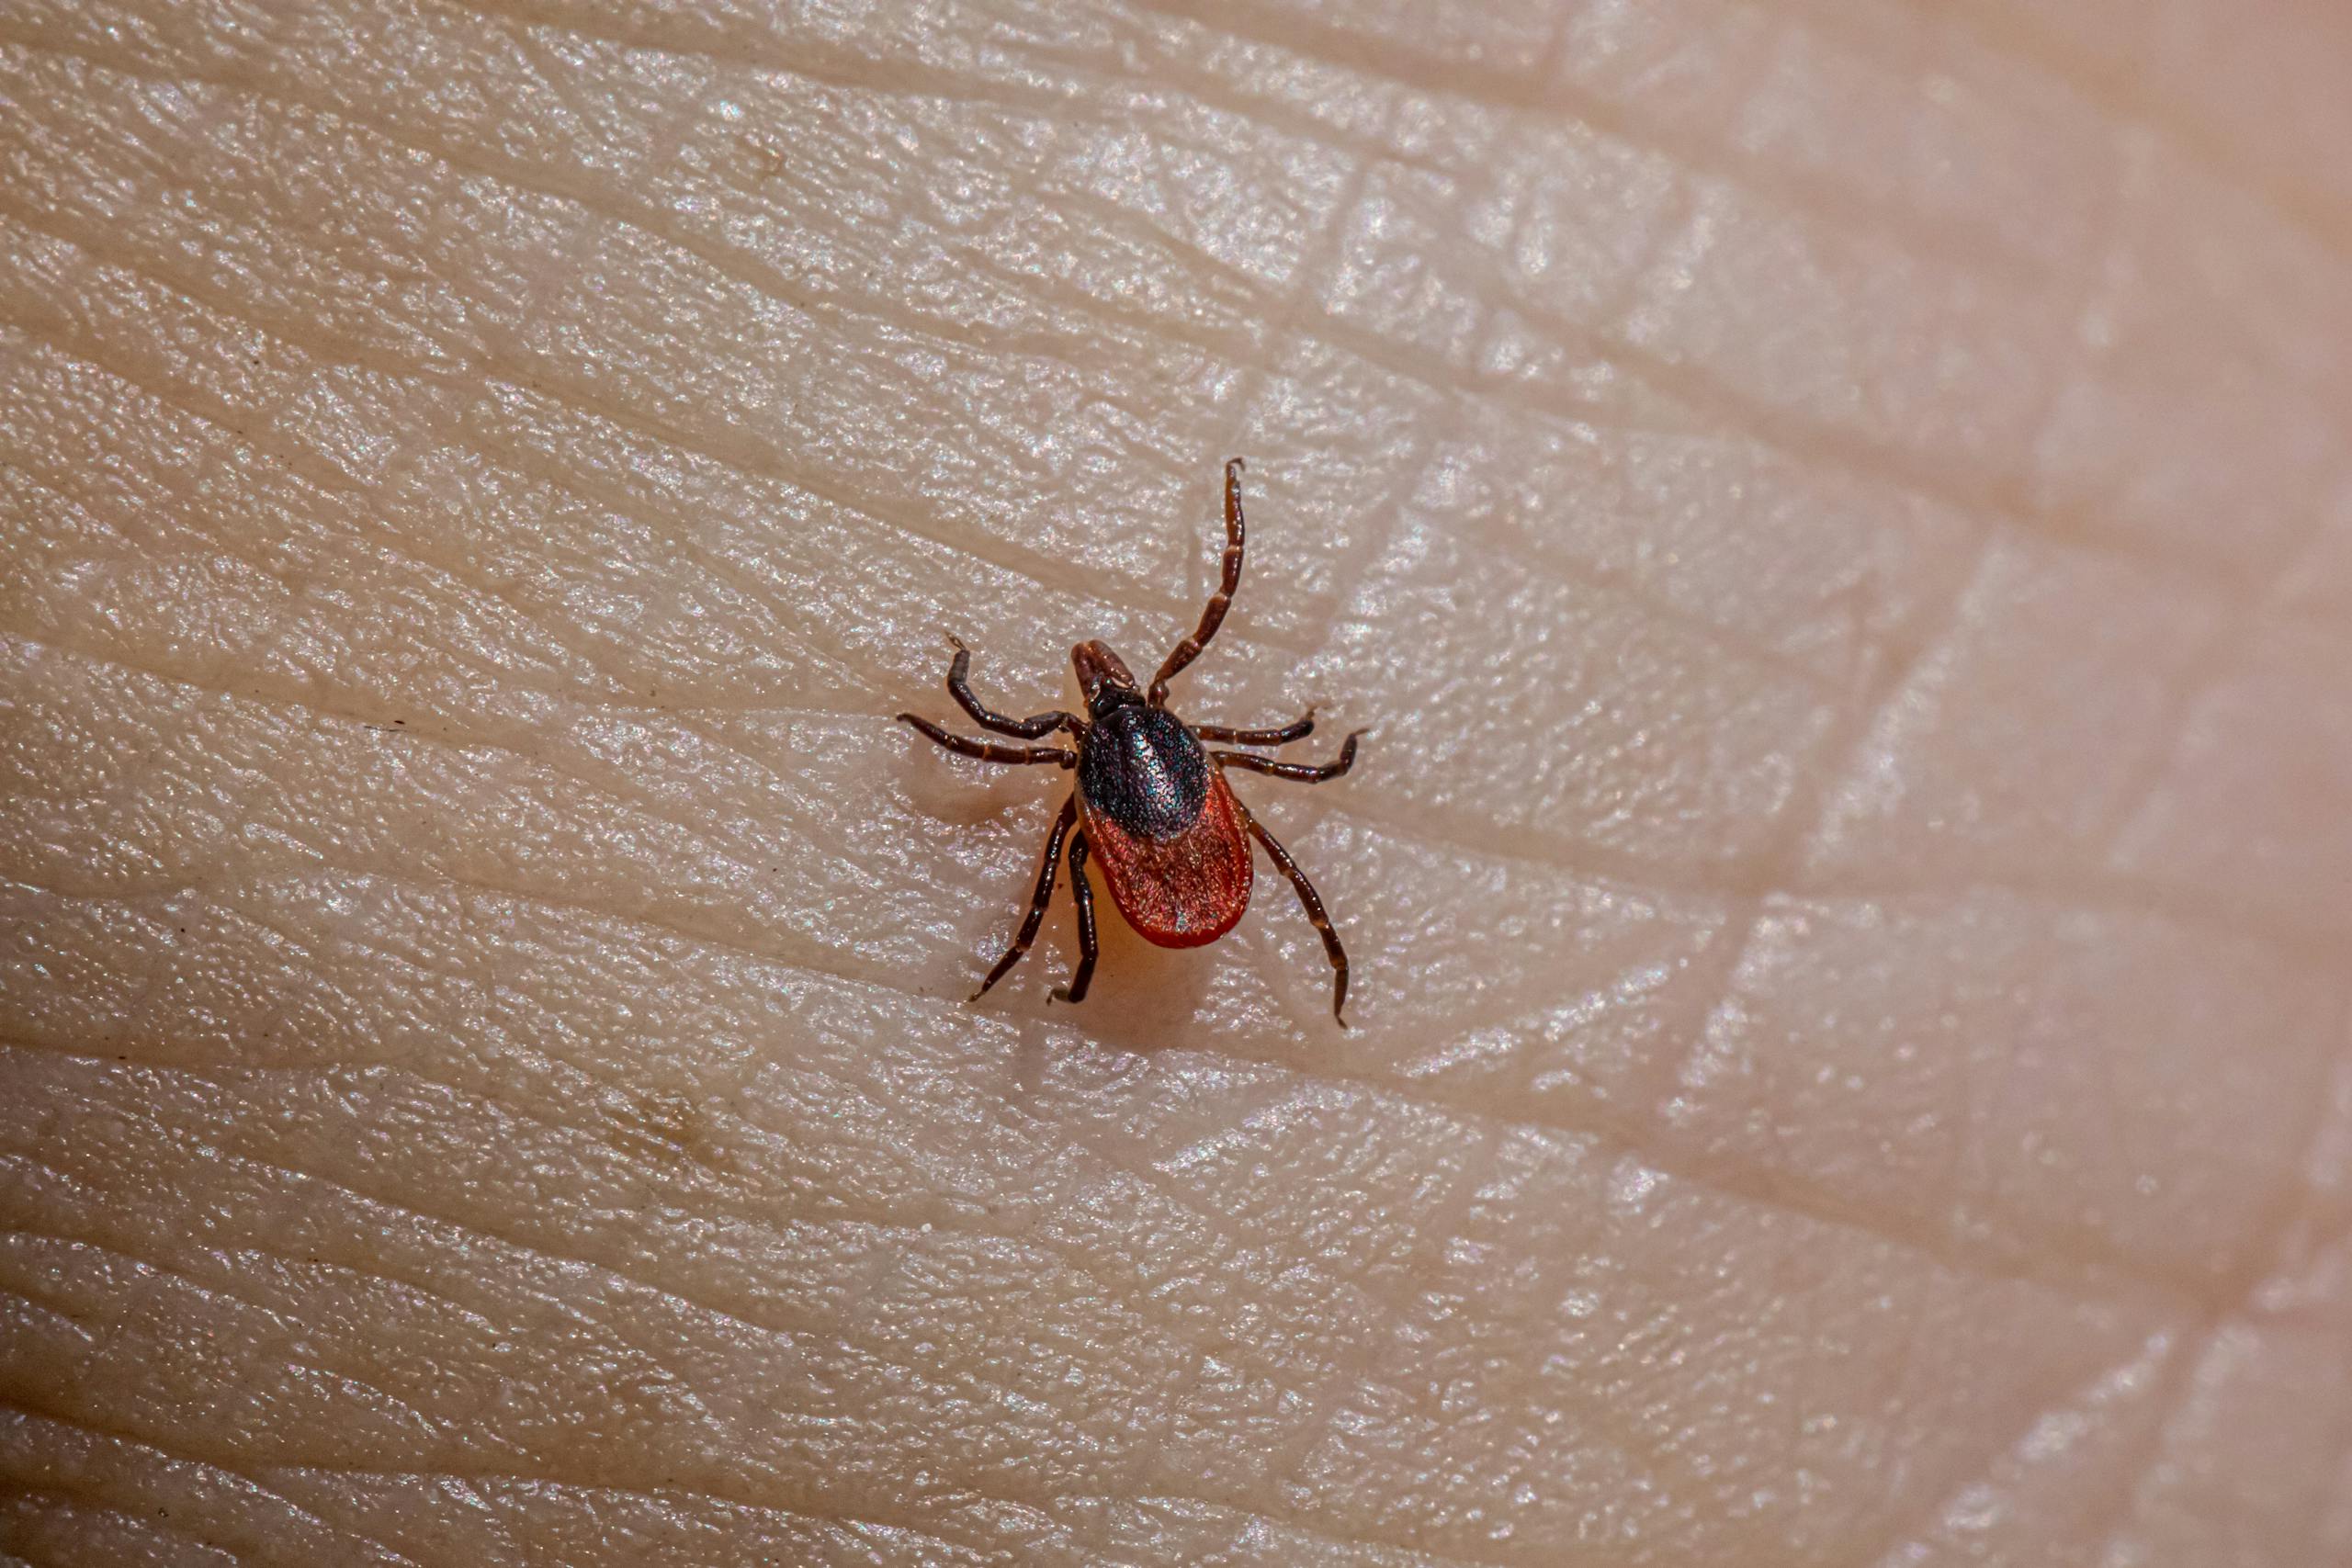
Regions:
[[899, 458, 1363, 1024]]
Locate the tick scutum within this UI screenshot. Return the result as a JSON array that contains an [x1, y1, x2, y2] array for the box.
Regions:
[[1079, 704, 1208, 840]]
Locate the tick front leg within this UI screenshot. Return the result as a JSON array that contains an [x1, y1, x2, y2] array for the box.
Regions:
[[975, 795, 1079, 999], [1194, 708, 1315, 747], [899, 713, 1077, 768], [1050, 830, 1099, 1006], [1148, 457, 1248, 706], [943, 637, 1082, 739], [1213, 730, 1361, 784], [1239, 807, 1351, 1027]]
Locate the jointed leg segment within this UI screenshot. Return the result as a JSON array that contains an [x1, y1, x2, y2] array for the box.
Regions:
[[899, 713, 1076, 768], [1051, 831, 1099, 1005], [943, 636, 1082, 739], [1194, 708, 1316, 747], [975, 795, 1079, 998], [1239, 806, 1351, 1027], [1148, 457, 1248, 706], [1214, 730, 1361, 783]]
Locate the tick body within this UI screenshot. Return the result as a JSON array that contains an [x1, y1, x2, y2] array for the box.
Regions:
[[1072, 649, 1253, 948], [898, 458, 1363, 1023]]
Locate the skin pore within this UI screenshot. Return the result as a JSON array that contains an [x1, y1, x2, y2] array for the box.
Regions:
[[4, 0, 2351, 1562]]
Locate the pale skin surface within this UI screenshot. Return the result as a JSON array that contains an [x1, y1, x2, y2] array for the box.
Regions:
[[3, 0, 2352, 1562]]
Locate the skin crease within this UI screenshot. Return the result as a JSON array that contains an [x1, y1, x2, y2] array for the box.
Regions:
[[2, 0, 2351, 1562]]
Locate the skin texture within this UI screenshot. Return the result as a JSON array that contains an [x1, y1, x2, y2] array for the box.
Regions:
[[3, 0, 2352, 1563]]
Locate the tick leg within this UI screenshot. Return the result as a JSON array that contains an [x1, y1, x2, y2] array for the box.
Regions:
[[1241, 807, 1351, 1027], [1194, 708, 1315, 747], [1148, 457, 1248, 705], [944, 636, 1082, 739], [899, 713, 1076, 768], [975, 795, 1078, 999], [1050, 830, 1100, 1006], [1214, 730, 1361, 784]]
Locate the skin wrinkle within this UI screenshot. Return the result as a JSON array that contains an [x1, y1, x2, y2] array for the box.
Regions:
[[1943, 1, 2352, 270], [6, 1, 2352, 1563], [3, 1114, 1012, 1332], [8, 166, 1151, 665], [0, 1157, 1079, 1558], [1692, 249, 2310, 1131], [13, 19, 2301, 604], [1265, 79, 1677, 732], [7, 1014, 1490, 1475], [22, 987, 2201, 1561], [451, 354, 1237, 642], [1, 1228, 311, 1344], [6, 72, 1187, 655], [1251, 1117, 1506, 1542], [296, 1029, 1298, 1419], [1818, 1, 2352, 307], [243, 1470, 994, 1565], [1329, 281, 2279, 594], [0, 184, 474, 396], [168, 1008, 2225, 1357], [0, 644, 930, 929], [2, 1411, 429, 1568], [0, 802, 2338, 1308], [5, 611, 1817, 923], [1158, 0, 2352, 300], [2085, 501, 2352, 869], [0, 938, 2240, 1319], [9, 706, 2339, 1308], [1859, 1325, 2178, 1568], [0, 58, 2278, 630], [6, 1131, 786, 1379], [0, 413, 505, 658], [2067, 1251, 2312, 1564], [2, 1498, 244, 1567], [5, 1472, 404, 1568], [1298, 238, 2270, 602], [1643, 530, 2017, 1303], [19, 1224, 514, 1348], [0, 1291, 94, 1350], [1856, 1003, 2352, 1563], [1143, 0, 2077, 297], [0, 493, 689, 725], [1345, 64, 1867, 698], [25, 761, 2270, 1322], [1139, 1499, 1520, 1568], [11, 1048, 917, 1335], [1452, 237, 2317, 1530], [481, 394, 1234, 677]]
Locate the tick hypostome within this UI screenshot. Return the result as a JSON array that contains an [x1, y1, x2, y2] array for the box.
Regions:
[[898, 458, 1363, 1024]]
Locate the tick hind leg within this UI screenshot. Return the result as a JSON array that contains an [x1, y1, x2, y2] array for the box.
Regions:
[[1050, 831, 1100, 1006], [1214, 730, 1361, 784], [1148, 457, 1248, 705], [942, 637, 1082, 739], [975, 795, 1078, 999], [1240, 807, 1351, 1028]]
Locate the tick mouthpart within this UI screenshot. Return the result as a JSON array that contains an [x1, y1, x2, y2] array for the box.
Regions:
[[1072, 639, 1140, 715]]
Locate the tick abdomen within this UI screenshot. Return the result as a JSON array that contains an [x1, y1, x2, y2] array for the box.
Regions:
[[1078, 704, 1207, 840]]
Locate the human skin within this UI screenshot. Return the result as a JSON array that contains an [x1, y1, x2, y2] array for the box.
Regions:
[[3, 0, 2351, 1562]]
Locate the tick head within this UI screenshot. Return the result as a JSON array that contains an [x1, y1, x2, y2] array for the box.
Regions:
[[1072, 640, 1141, 716]]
